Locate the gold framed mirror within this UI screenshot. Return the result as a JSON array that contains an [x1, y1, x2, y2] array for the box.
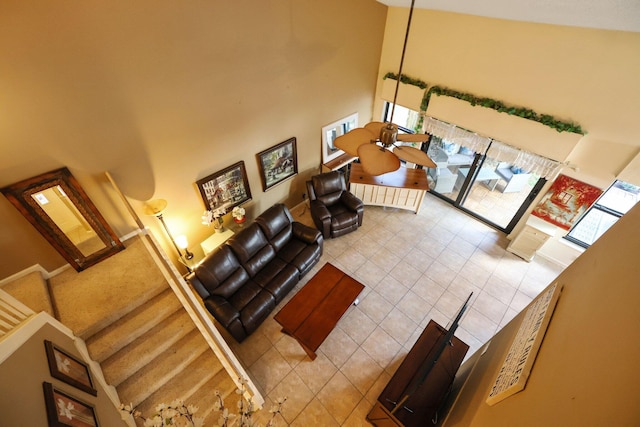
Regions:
[[1, 167, 125, 271]]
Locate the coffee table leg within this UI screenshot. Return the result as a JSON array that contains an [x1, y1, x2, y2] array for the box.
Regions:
[[280, 328, 318, 360], [354, 298, 360, 306]]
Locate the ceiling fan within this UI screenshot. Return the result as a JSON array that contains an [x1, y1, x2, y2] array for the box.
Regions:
[[334, 0, 436, 176]]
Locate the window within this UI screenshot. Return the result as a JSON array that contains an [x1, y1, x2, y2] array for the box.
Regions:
[[383, 102, 420, 134], [566, 180, 640, 247]]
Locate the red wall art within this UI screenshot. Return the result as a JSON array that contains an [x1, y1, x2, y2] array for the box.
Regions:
[[531, 174, 602, 230]]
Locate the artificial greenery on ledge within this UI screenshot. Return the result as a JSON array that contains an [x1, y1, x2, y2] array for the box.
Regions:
[[383, 72, 428, 90], [381, 71, 585, 135], [425, 86, 585, 135], [383, 73, 428, 132]]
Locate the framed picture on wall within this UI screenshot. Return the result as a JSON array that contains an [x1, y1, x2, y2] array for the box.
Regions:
[[196, 161, 252, 212], [321, 113, 358, 163], [43, 382, 99, 427], [257, 137, 298, 191], [531, 174, 603, 230], [44, 340, 97, 396]]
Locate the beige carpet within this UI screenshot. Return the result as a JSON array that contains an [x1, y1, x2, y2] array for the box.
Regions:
[[48, 234, 240, 426], [1, 270, 54, 316], [49, 236, 167, 339]]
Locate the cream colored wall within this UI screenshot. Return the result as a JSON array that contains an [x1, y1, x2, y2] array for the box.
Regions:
[[0, 1, 387, 277], [0, 322, 127, 426], [441, 200, 640, 426], [375, 8, 640, 183]]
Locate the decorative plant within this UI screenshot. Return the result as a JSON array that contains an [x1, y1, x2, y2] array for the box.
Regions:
[[383, 71, 586, 135], [231, 206, 245, 221], [383, 72, 428, 89], [201, 207, 226, 227], [119, 379, 286, 427], [424, 85, 585, 135]]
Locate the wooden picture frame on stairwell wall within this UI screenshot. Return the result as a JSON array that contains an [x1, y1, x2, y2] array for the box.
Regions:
[[45, 340, 97, 396], [43, 382, 99, 427]]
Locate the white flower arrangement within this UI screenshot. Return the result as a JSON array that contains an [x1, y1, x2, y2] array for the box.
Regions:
[[119, 379, 286, 427], [201, 207, 226, 226], [231, 206, 245, 220]]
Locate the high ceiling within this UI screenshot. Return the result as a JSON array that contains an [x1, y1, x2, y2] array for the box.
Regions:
[[377, 0, 640, 33]]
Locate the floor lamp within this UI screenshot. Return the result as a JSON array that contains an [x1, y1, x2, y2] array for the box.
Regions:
[[143, 199, 184, 259]]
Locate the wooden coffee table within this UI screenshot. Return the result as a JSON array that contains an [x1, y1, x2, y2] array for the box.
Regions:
[[274, 263, 364, 360]]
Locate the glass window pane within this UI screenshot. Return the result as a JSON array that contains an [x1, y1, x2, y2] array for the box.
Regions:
[[568, 208, 619, 245], [597, 181, 640, 214], [384, 102, 419, 132]]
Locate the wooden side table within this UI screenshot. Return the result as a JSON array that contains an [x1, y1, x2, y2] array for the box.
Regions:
[[349, 163, 429, 213]]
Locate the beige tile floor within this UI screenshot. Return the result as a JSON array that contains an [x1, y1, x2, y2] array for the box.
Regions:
[[227, 195, 563, 426]]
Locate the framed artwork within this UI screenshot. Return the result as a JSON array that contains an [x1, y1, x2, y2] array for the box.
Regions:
[[257, 137, 298, 191], [531, 174, 603, 230], [43, 382, 99, 427], [196, 161, 252, 211], [321, 113, 358, 163], [45, 340, 97, 396]]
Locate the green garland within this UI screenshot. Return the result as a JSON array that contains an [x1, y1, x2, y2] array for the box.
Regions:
[[382, 72, 585, 135], [383, 73, 428, 89], [425, 86, 585, 135], [383, 73, 428, 132]]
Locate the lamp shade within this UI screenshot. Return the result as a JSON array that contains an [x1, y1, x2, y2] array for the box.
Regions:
[[175, 235, 189, 250], [143, 199, 168, 216]]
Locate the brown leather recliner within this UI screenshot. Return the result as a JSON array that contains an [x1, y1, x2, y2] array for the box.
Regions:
[[306, 171, 364, 239]]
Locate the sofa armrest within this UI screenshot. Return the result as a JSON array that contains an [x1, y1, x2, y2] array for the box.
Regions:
[[341, 191, 364, 226], [292, 221, 322, 245], [310, 199, 331, 238], [204, 296, 240, 328], [186, 272, 210, 299], [340, 191, 363, 212]]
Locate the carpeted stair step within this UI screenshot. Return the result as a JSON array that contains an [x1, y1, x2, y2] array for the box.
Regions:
[[131, 350, 224, 423], [100, 309, 196, 387], [116, 329, 209, 408], [192, 369, 241, 427], [85, 289, 182, 363], [49, 237, 169, 339]]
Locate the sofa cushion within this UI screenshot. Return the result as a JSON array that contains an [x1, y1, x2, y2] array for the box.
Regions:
[[227, 223, 276, 277], [255, 203, 293, 252], [312, 171, 344, 206], [240, 291, 276, 335], [228, 279, 265, 312], [328, 204, 359, 230], [252, 258, 299, 303], [277, 239, 322, 277], [194, 245, 249, 299]]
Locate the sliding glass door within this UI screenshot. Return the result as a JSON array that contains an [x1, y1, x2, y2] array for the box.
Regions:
[[457, 152, 544, 231], [426, 137, 547, 233]]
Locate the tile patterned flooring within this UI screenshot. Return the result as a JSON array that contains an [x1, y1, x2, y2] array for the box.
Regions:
[[226, 195, 564, 426]]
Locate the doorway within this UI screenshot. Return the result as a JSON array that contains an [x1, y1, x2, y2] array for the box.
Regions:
[[426, 138, 546, 234]]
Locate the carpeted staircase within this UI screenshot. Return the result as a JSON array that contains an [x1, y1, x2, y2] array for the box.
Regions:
[[84, 287, 239, 425], [45, 236, 241, 426]]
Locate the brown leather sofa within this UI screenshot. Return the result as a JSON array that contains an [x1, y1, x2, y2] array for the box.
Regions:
[[307, 171, 364, 239], [186, 204, 323, 342]]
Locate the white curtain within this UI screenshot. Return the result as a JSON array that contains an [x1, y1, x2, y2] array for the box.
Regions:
[[487, 141, 562, 179], [423, 116, 491, 154], [423, 116, 562, 179]]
